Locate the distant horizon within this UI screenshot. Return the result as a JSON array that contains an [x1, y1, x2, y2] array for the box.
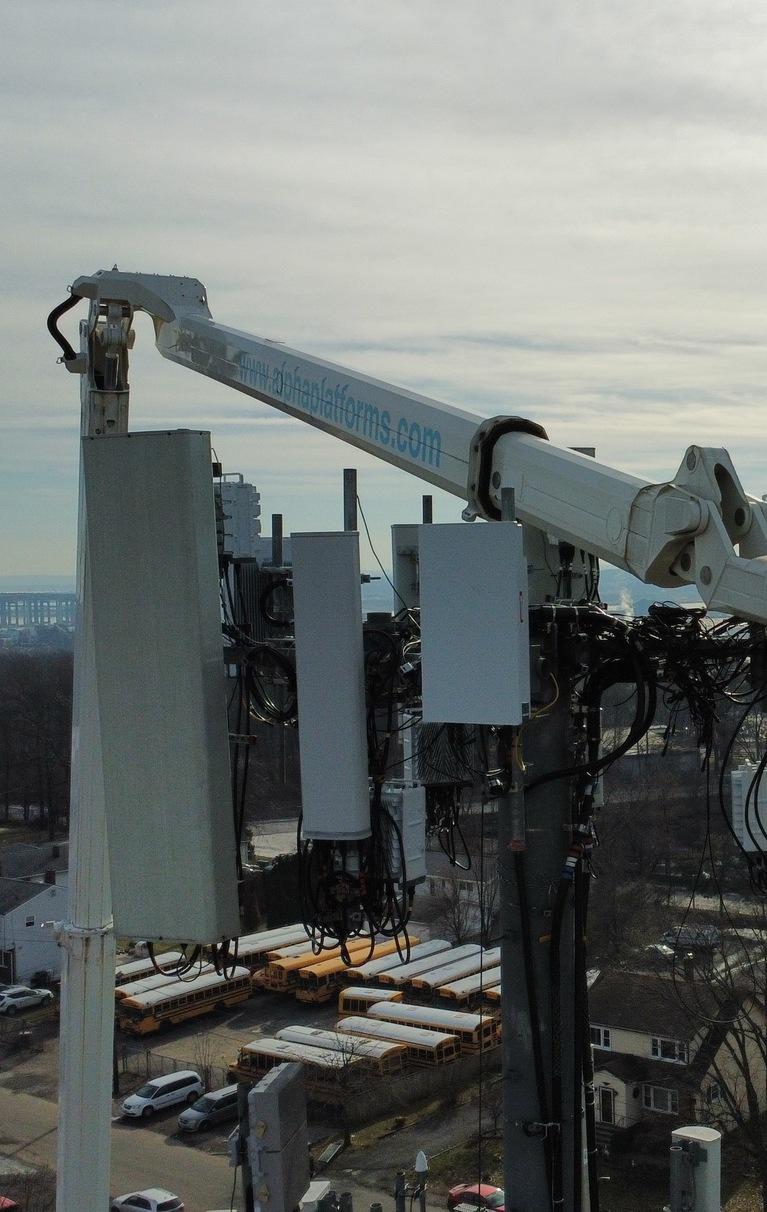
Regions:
[[0, 564, 702, 610], [0, 575, 76, 592]]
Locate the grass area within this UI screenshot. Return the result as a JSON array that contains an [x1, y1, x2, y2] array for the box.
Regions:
[[426, 1137, 502, 1190], [340, 1080, 502, 1194], [346, 1095, 446, 1153], [332, 1066, 767, 1211]]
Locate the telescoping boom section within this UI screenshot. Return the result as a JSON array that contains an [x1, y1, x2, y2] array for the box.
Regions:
[[52, 269, 767, 624]]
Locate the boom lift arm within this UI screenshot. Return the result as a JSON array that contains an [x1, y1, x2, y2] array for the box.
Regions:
[[51, 267, 767, 623], [50, 270, 764, 1212]]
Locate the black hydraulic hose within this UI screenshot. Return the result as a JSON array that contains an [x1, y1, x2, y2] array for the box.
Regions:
[[46, 294, 82, 362], [572, 864, 588, 1212], [579, 878, 600, 1212], [549, 873, 571, 1212], [526, 646, 656, 794], [514, 850, 553, 1198], [259, 576, 292, 628]]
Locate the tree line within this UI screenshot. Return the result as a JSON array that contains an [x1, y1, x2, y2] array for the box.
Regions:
[[0, 650, 72, 838]]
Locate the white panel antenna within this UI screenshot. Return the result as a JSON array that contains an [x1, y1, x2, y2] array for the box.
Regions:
[[82, 430, 240, 942], [419, 521, 530, 725], [731, 765, 767, 852], [291, 532, 370, 840]]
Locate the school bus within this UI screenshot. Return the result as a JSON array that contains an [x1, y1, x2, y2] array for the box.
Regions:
[[116, 967, 251, 1035], [376, 943, 482, 987], [205, 925, 309, 973], [365, 1002, 500, 1053], [409, 947, 501, 996], [114, 963, 215, 1002], [275, 1025, 407, 1075], [345, 938, 449, 982], [114, 950, 187, 986], [230, 1037, 367, 1095], [296, 937, 420, 1004], [338, 986, 404, 1016], [436, 965, 502, 1005], [260, 937, 380, 994], [335, 1016, 460, 1065]]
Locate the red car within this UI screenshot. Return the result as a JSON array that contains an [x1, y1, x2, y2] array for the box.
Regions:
[[447, 1185, 505, 1212]]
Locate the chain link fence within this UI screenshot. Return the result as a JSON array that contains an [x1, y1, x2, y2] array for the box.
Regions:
[[115, 1040, 229, 1091]]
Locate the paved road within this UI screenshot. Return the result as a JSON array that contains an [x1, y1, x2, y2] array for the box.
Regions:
[[0, 1086, 236, 1211], [0, 1085, 445, 1212]]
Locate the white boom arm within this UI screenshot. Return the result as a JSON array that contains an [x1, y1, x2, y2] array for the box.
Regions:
[[48, 270, 767, 1212], [61, 269, 767, 623]]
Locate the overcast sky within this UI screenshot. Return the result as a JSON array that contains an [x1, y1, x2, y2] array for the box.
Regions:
[[3, 1, 767, 579]]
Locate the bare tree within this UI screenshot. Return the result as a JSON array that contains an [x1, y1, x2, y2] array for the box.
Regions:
[[0, 650, 72, 837], [478, 864, 500, 945], [327, 1033, 375, 1146], [5, 1163, 56, 1210], [432, 878, 477, 945], [193, 1031, 215, 1091], [482, 1076, 504, 1138], [678, 913, 767, 1212]]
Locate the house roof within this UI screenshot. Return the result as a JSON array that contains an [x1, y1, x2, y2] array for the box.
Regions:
[[0, 841, 68, 880], [589, 969, 723, 1039], [0, 877, 47, 914], [593, 1051, 701, 1089], [593, 1017, 735, 1091]]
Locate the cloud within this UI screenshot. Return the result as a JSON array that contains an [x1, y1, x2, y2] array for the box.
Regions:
[[2, 1, 767, 574]]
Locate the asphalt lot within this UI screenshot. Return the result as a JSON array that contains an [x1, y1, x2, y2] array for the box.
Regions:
[[121, 984, 343, 1074], [0, 970, 465, 1209]]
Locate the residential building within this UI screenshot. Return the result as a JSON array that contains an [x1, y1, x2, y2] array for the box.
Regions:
[[0, 840, 69, 887], [0, 876, 66, 983], [589, 969, 764, 1147]]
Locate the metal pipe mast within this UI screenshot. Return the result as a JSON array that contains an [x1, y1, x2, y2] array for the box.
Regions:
[[55, 296, 132, 1211]]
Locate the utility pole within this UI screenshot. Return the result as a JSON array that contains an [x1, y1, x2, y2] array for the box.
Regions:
[[55, 297, 131, 1211], [499, 497, 583, 1211], [343, 468, 358, 533]]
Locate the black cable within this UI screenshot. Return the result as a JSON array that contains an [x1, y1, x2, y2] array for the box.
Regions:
[[243, 644, 297, 725], [259, 576, 292, 629], [578, 873, 600, 1212], [549, 863, 572, 1212], [514, 850, 552, 1199], [46, 293, 81, 362], [356, 493, 416, 619]]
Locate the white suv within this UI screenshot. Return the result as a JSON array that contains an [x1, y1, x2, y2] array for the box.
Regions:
[[0, 986, 54, 1015], [121, 1070, 203, 1118]]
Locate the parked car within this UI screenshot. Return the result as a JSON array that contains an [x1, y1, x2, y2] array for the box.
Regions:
[[0, 986, 55, 1015], [447, 1185, 505, 1212], [121, 1070, 203, 1119], [111, 1190, 183, 1211], [177, 1082, 239, 1132]]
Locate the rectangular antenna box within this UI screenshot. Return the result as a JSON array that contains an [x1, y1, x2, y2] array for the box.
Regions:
[[419, 521, 530, 725], [381, 782, 427, 883], [291, 531, 370, 840], [82, 430, 240, 942], [731, 764, 767, 852]]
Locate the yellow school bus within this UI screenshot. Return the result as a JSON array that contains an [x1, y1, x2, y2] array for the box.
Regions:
[[116, 967, 251, 1035], [296, 937, 419, 1004]]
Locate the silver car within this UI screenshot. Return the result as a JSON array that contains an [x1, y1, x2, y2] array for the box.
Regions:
[[177, 1083, 239, 1132]]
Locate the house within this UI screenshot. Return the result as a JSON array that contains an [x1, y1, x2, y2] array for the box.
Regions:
[[588, 969, 763, 1147], [0, 840, 69, 887], [0, 876, 67, 984]]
